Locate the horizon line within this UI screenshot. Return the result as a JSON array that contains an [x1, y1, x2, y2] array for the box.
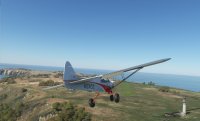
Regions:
[[0, 62, 200, 78]]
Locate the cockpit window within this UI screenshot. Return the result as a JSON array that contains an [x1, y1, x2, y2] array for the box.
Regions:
[[101, 79, 109, 83]]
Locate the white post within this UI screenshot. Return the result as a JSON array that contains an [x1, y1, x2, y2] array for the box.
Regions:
[[181, 97, 186, 117]]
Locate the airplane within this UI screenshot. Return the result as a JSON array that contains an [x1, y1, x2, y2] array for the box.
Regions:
[[44, 58, 171, 107]]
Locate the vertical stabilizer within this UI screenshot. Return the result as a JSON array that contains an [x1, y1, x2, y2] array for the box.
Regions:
[[64, 61, 78, 82]]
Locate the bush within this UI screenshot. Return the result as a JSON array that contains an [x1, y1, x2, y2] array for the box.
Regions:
[[21, 88, 28, 92], [52, 102, 62, 111], [39, 80, 60, 86], [15, 102, 25, 117], [159, 86, 170, 92], [0, 102, 25, 120], [0, 103, 17, 121], [32, 74, 50, 78], [0, 94, 8, 100], [54, 72, 63, 78], [49, 102, 91, 121], [0, 77, 16, 84]]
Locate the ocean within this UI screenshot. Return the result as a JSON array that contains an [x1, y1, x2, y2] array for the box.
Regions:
[[0, 63, 200, 92]]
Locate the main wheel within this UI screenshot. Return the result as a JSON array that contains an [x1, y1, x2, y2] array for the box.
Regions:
[[88, 98, 95, 107], [110, 95, 114, 101], [114, 93, 120, 103]]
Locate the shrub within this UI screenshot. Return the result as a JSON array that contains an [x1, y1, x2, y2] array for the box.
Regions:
[[50, 102, 91, 121], [15, 102, 25, 117], [21, 88, 28, 92], [0, 103, 17, 121], [0, 77, 16, 84], [32, 74, 50, 78], [159, 86, 170, 92], [54, 72, 63, 78], [39, 80, 60, 86], [0, 94, 8, 100], [52, 102, 62, 111]]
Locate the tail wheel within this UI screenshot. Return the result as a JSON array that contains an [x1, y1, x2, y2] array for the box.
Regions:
[[114, 93, 120, 103], [88, 98, 95, 107], [110, 95, 114, 101]]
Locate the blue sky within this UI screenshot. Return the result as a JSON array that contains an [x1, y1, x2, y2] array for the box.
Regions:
[[0, 0, 200, 76]]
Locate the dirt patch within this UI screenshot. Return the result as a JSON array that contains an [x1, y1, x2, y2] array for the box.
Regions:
[[157, 91, 182, 99], [47, 98, 68, 104], [143, 87, 157, 91], [86, 107, 120, 120], [144, 87, 182, 99], [0, 87, 3, 92], [15, 78, 29, 83], [18, 82, 39, 86]]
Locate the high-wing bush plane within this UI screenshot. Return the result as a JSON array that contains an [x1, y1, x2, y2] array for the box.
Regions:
[[44, 58, 171, 107]]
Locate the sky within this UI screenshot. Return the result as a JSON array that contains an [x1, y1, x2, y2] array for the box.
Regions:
[[0, 0, 200, 76]]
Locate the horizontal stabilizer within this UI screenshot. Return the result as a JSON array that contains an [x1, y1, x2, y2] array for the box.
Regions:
[[42, 84, 64, 90]]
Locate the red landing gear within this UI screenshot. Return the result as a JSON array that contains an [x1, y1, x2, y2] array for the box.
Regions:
[[110, 93, 120, 103]]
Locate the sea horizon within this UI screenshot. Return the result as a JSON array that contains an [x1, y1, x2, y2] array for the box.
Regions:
[[0, 63, 200, 92], [1, 62, 200, 77]]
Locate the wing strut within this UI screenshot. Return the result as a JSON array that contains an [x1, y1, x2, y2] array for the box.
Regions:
[[112, 67, 143, 89]]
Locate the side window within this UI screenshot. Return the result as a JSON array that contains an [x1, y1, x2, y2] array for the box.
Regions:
[[101, 79, 109, 83]]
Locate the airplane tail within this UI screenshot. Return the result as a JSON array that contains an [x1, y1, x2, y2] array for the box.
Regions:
[[63, 61, 78, 83]]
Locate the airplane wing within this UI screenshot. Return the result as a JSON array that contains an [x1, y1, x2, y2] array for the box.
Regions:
[[69, 58, 171, 84], [69, 75, 102, 84], [102, 58, 171, 79]]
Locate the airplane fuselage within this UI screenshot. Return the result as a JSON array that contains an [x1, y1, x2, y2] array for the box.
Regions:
[[64, 78, 114, 94]]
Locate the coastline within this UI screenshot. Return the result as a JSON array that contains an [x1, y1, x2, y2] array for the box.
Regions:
[[0, 64, 200, 92]]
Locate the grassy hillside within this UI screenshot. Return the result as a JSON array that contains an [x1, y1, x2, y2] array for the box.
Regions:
[[0, 71, 200, 121]]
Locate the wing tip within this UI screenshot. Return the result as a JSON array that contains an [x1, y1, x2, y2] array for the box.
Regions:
[[165, 58, 171, 61]]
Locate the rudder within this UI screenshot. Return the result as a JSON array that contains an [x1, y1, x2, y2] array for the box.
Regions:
[[63, 61, 78, 82]]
